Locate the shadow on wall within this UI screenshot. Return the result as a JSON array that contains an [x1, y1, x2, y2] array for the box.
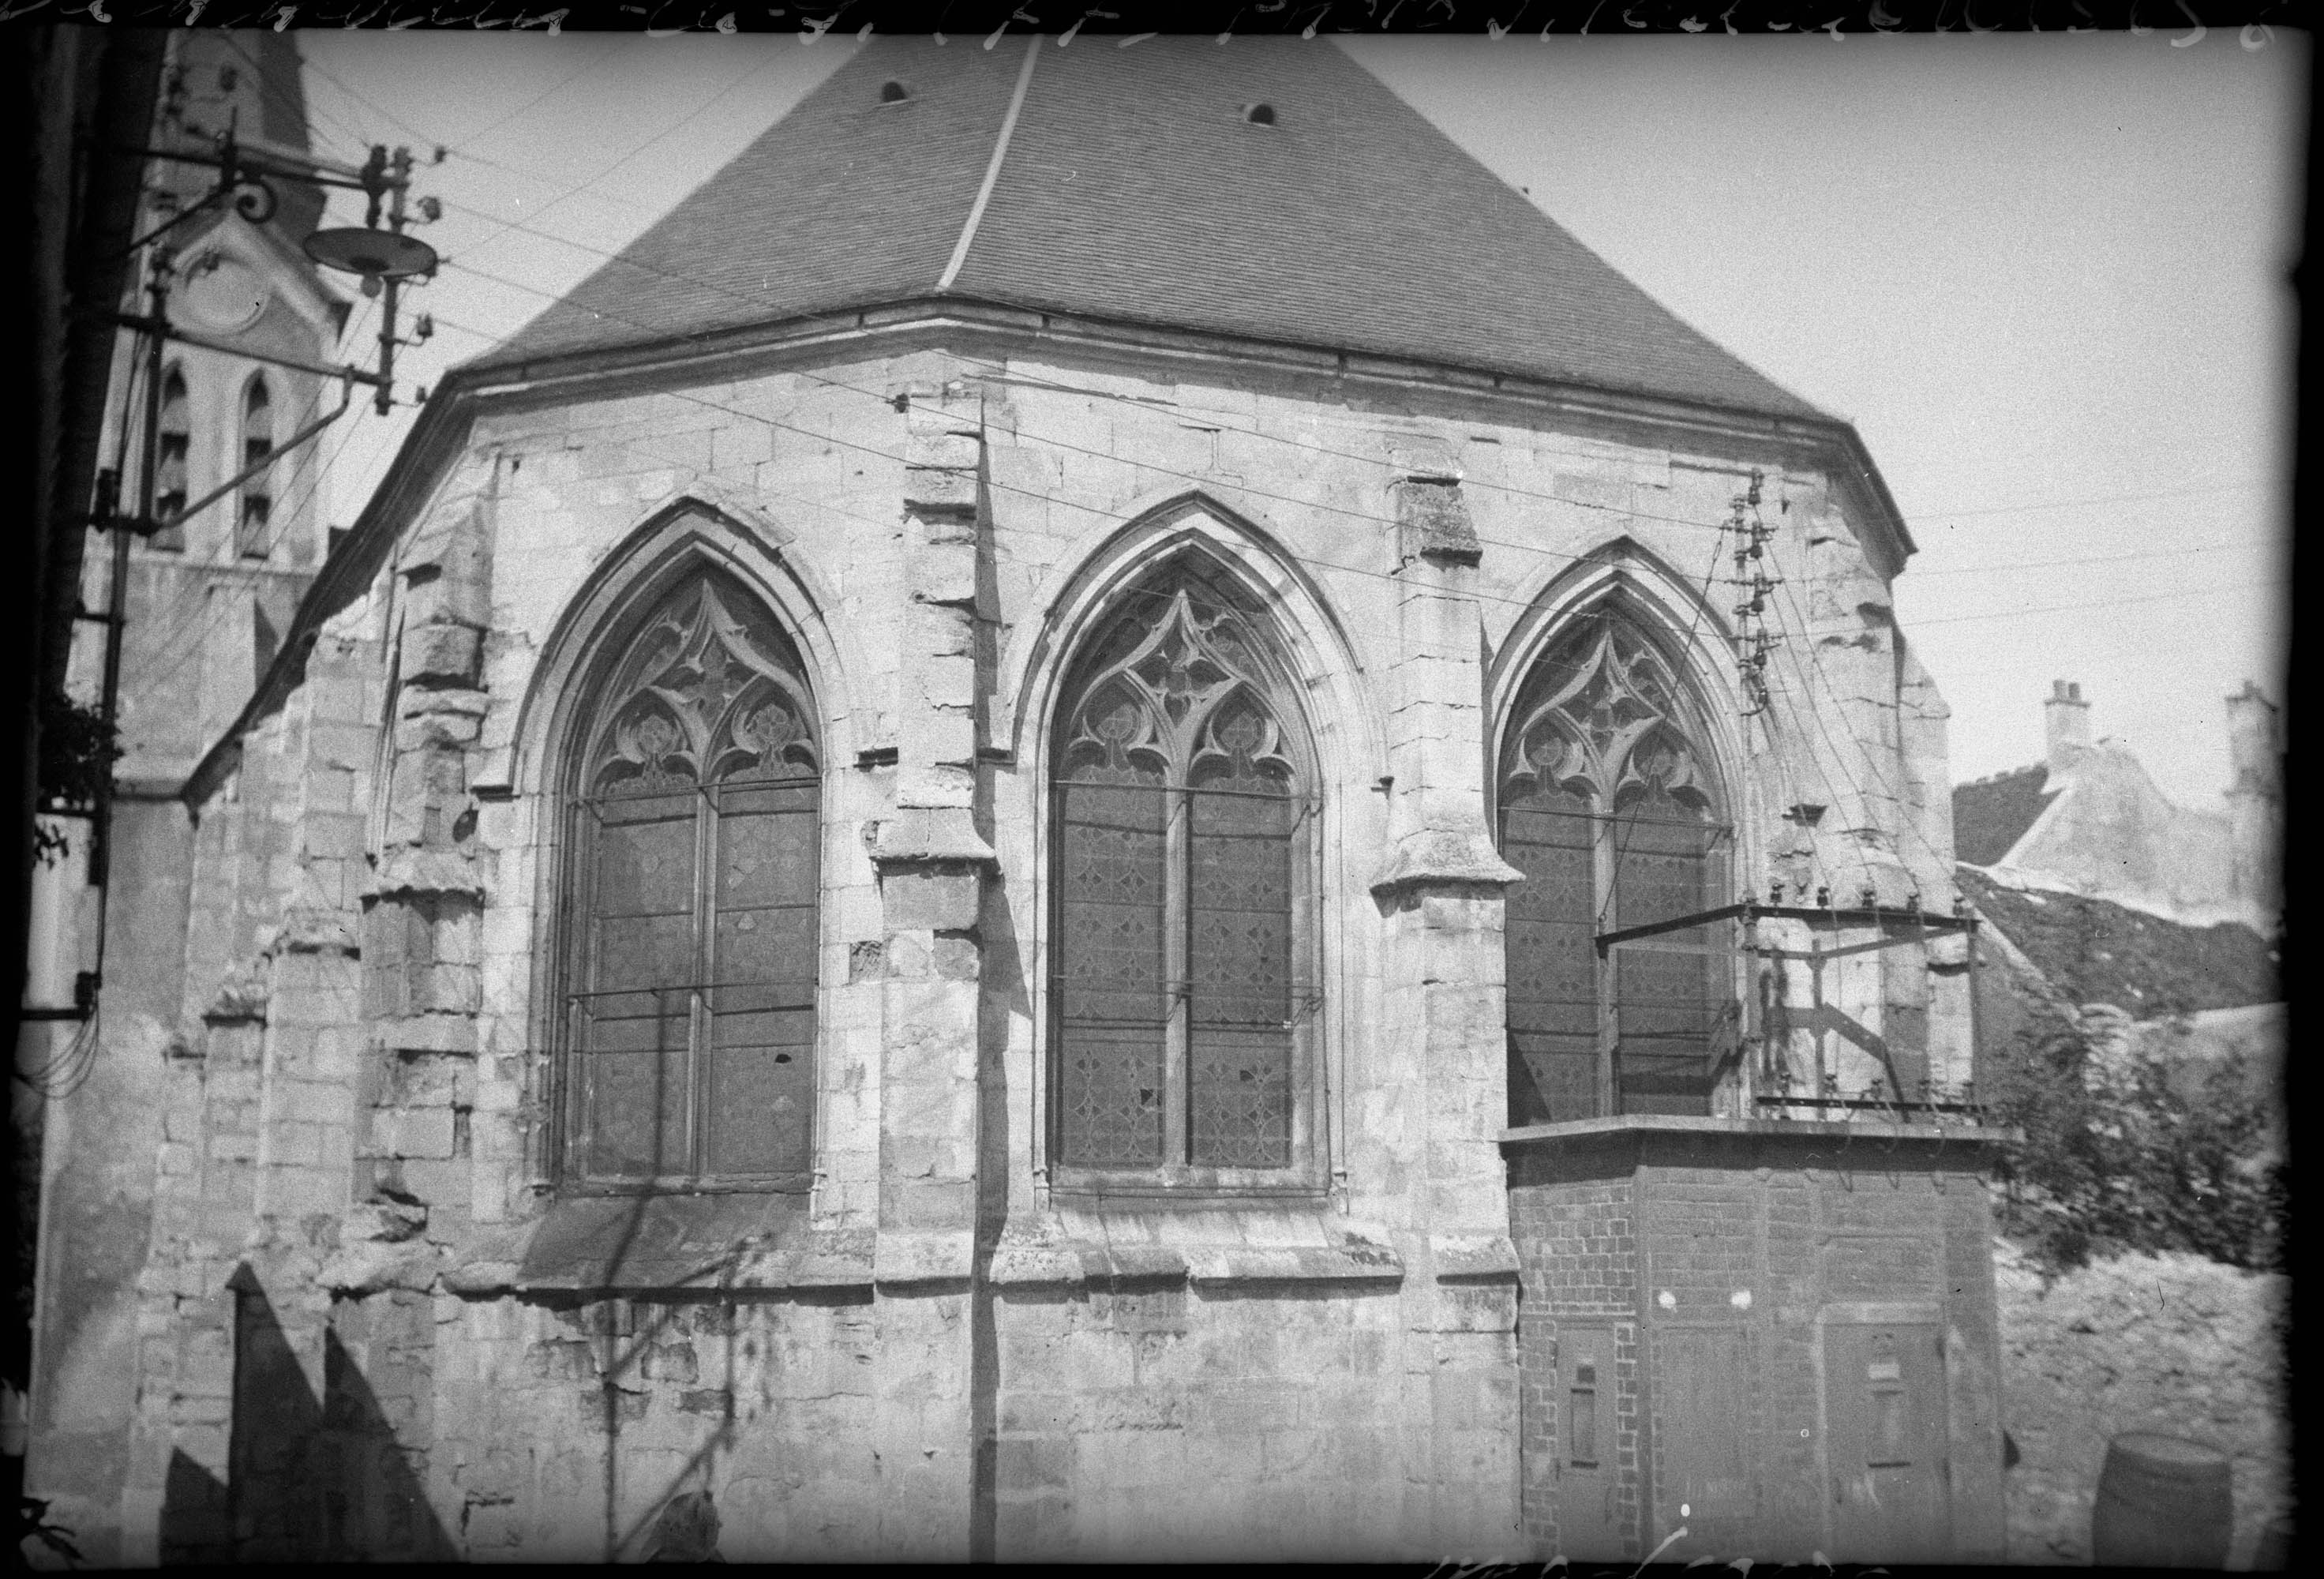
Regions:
[[159, 1264, 453, 1562]]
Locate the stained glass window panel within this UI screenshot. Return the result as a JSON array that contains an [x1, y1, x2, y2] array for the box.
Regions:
[[1049, 579, 1312, 1178], [1189, 782, 1295, 1166], [1612, 785, 1719, 1114], [1056, 778, 1170, 1166], [563, 574, 820, 1186], [1504, 788, 1599, 1126]]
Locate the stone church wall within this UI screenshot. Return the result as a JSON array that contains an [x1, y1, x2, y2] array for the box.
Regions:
[[91, 330, 1975, 1561]]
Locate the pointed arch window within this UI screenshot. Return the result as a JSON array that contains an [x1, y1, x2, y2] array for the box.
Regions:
[[238, 376, 273, 559], [1049, 568, 1320, 1187], [1500, 617, 1735, 1125], [558, 572, 822, 1190], [152, 366, 189, 553]]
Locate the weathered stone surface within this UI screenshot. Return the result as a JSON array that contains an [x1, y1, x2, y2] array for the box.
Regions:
[[402, 622, 482, 687], [1995, 1244, 2289, 1567], [58, 241, 1991, 1570]]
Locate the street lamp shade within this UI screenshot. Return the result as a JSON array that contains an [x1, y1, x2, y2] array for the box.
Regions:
[[301, 225, 437, 284]]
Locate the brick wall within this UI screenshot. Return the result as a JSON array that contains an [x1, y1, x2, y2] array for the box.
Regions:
[[1508, 1120, 2006, 1566]]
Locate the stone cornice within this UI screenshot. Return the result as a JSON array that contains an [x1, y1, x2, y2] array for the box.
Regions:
[[448, 296, 1912, 561]]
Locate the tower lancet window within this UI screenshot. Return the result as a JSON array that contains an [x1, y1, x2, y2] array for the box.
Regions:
[[238, 376, 273, 560], [1500, 615, 1735, 1125], [1049, 566, 1319, 1184], [556, 571, 823, 1190], [152, 366, 189, 553]]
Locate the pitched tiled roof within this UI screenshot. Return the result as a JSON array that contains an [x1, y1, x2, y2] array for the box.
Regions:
[[466, 36, 1824, 422], [1951, 764, 2057, 867], [1959, 868, 2280, 1015]]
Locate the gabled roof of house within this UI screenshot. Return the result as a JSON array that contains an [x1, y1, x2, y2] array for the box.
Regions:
[[1951, 764, 2059, 868], [463, 36, 1825, 424]]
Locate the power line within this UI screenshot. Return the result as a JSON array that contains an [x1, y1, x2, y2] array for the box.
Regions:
[[294, 43, 443, 154], [427, 302, 2278, 656], [122, 347, 377, 695], [216, 35, 376, 157], [1760, 543, 1959, 887], [420, 204, 2289, 551], [456, 56, 611, 145], [1904, 578, 2284, 630], [1912, 477, 2273, 523], [444, 54, 791, 279], [1901, 534, 2281, 578]]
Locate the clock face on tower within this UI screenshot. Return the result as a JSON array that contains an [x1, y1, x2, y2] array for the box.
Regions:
[[182, 253, 270, 332]]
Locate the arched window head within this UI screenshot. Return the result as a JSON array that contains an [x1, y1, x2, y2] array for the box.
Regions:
[[559, 571, 822, 1189], [1504, 621, 1716, 814], [1500, 614, 1734, 1126], [237, 376, 273, 560], [1050, 565, 1319, 1186], [152, 367, 189, 552]]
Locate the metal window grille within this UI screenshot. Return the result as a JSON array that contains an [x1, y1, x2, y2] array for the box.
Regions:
[[1501, 621, 1737, 1124], [558, 575, 821, 1189], [1048, 580, 1317, 1176]]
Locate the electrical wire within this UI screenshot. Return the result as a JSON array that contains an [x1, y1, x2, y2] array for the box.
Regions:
[[1901, 534, 2277, 578], [217, 35, 377, 158], [435, 224, 2292, 570], [1759, 534, 1964, 889], [118, 290, 380, 673], [121, 352, 375, 696], [440, 54, 793, 276]]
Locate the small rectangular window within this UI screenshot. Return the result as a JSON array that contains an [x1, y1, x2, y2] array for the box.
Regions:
[[1569, 1384, 1599, 1468]]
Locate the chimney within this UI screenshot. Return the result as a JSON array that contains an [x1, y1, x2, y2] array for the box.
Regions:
[[2044, 680, 2091, 774], [2225, 681, 2282, 923], [2224, 681, 2282, 799]]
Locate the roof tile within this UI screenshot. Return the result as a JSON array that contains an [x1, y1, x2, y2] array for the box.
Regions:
[[470, 36, 1824, 423]]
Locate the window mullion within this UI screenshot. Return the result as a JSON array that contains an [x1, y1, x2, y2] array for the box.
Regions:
[[1593, 801, 1618, 1117], [688, 779, 715, 1180], [1164, 782, 1191, 1167]]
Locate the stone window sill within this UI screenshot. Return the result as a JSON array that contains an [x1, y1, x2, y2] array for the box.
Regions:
[[1500, 1112, 2019, 1149], [435, 1206, 1518, 1300], [985, 1210, 1513, 1292], [452, 1192, 875, 1297]]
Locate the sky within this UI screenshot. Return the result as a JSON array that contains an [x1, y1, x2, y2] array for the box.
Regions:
[[287, 27, 2302, 810]]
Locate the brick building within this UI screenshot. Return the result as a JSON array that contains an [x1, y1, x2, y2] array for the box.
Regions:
[[24, 36, 2009, 1564]]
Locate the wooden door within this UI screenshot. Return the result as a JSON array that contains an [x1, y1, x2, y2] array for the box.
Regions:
[[1823, 1322, 1951, 1563], [1554, 1324, 1626, 1561], [1656, 1325, 1758, 1553]]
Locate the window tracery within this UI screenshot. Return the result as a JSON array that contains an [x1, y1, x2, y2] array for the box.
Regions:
[[560, 572, 821, 1188], [1501, 617, 1733, 1125], [1051, 576, 1315, 1180]]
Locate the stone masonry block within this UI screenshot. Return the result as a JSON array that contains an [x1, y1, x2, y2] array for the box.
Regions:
[[641, 1343, 699, 1383], [879, 868, 983, 932], [403, 623, 482, 688]]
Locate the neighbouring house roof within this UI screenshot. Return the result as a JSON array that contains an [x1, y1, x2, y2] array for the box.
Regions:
[[463, 36, 1826, 425], [1951, 764, 2057, 867], [1959, 867, 2280, 1016]]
